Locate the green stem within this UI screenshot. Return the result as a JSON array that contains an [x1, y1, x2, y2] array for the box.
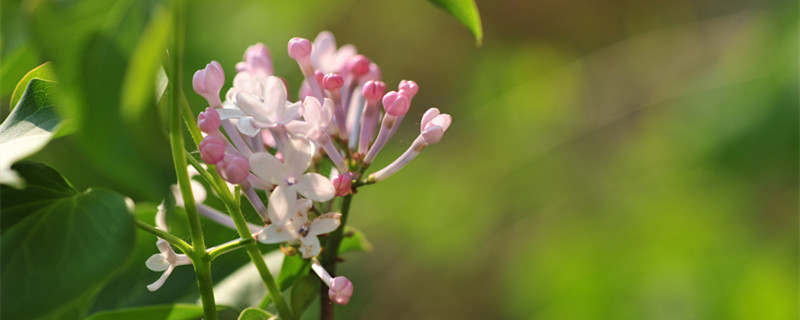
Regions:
[[208, 237, 254, 260], [169, 0, 217, 318], [320, 195, 353, 320], [135, 219, 192, 254], [222, 198, 296, 320]]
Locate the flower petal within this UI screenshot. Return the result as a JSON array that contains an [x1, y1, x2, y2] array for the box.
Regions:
[[276, 101, 303, 125], [237, 117, 262, 137], [235, 92, 271, 123], [147, 265, 175, 292], [420, 108, 440, 132], [145, 254, 171, 272], [263, 76, 288, 121], [295, 173, 335, 202], [267, 185, 295, 224], [285, 120, 313, 136], [217, 107, 247, 120], [283, 137, 313, 177], [249, 152, 287, 185], [257, 224, 297, 244], [309, 212, 341, 236], [299, 235, 321, 259]]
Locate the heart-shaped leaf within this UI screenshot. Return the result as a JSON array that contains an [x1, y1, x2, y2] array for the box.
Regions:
[[0, 161, 136, 319]]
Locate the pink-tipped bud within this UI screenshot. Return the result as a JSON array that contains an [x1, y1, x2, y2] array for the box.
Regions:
[[323, 73, 344, 91], [217, 154, 250, 184], [362, 81, 387, 103], [199, 135, 226, 164], [192, 61, 225, 105], [238, 43, 274, 76], [314, 70, 325, 86], [346, 55, 371, 77], [420, 108, 452, 145], [398, 80, 419, 98], [288, 37, 313, 61], [362, 63, 381, 83], [328, 276, 354, 305], [197, 107, 221, 133], [332, 172, 354, 197], [382, 91, 410, 116]]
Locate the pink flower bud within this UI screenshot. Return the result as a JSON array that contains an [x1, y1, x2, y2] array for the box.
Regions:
[[398, 80, 419, 98], [362, 81, 386, 103], [240, 43, 273, 77], [382, 91, 410, 116], [345, 55, 370, 77], [332, 172, 354, 197], [217, 154, 250, 184], [323, 73, 344, 91], [328, 276, 354, 305], [197, 107, 221, 133], [420, 108, 452, 145], [314, 70, 325, 86], [362, 63, 381, 83], [199, 135, 226, 164], [288, 37, 312, 61], [192, 61, 225, 106]]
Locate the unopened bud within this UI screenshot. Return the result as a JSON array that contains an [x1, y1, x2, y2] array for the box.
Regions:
[[398, 80, 419, 98], [197, 107, 221, 133], [362, 81, 386, 103], [288, 37, 313, 61], [332, 172, 354, 197], [346, 55, 370, 77], [192, 61, 225, 106], [199, 135, 226, 164], [420, 108, 452, 145], [323, 73, 344, 91], [217, 154, 250, 184], [328, 276, 354, 305], [382, 91, 410, 116]]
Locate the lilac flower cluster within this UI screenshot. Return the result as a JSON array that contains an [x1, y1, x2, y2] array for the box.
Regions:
[[147, 31, 452, 305]]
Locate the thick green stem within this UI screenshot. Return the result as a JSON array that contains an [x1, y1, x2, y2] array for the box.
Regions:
[[320, 195, 353, 320], [222, 198, 296, 320], [169, 0, 217, 318]]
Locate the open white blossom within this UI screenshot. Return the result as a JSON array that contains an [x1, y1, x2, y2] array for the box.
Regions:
[[258, 199, 341, 259], [146, 239, 191, 291], [249, 136, 335, 219]]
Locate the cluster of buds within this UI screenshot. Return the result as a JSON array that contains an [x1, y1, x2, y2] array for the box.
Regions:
[[147, 32, 451, 305]]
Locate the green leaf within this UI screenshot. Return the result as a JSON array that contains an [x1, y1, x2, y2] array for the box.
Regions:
[[238, 307, 275, 320], [1, 44, 41, 100], [10, 62, 56, 109], [0, 161, 76, 232], [120, 6, 172, 121], [428, 0, 483, 46], [0, 162, 136, 320], [0, 79, 61, 188], [339, 226, 373, 254], [290, 273, 319, 317], [86, 304, 237, 320], [26, 0, 174, 201]]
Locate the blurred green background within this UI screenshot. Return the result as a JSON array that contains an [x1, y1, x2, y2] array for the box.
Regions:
[[2, 0, 797, 319]]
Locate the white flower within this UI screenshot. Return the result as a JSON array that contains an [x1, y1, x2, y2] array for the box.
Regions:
[[218, 76, 303, 137], [258, 199, 341, 259], [249, 136, 335, 218], [146, 239, 191, 291], [310, 31, 357, 73], [285, 96, 334, 141]]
